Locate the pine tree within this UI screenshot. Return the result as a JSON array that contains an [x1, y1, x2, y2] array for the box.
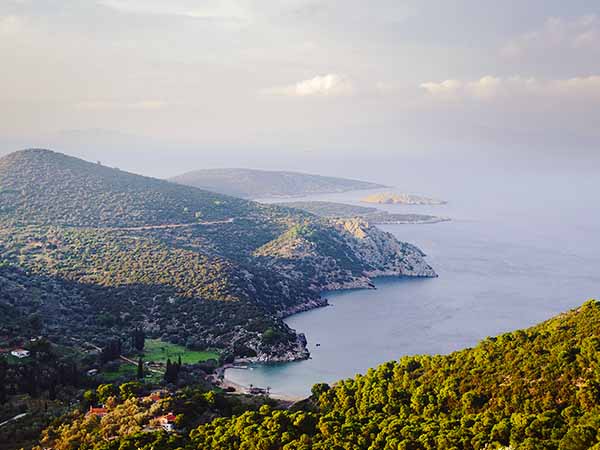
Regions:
[[137, 358, 144, 379], [164, 358, 173, 383], [132, 327, 145, 351]]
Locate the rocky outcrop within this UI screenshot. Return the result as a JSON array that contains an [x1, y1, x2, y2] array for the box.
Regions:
[[255, 218, 436, 296], [333, 218, 438, 279], [278, 297, 329, 318]]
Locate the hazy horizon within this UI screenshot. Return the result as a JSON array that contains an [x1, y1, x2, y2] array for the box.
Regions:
[[1, 0, 599, 179]]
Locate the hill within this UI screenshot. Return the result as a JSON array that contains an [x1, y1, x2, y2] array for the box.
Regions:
[[37, 299, 600, 450], [0, 149, 435, 361], [169, 168, 386, 199]]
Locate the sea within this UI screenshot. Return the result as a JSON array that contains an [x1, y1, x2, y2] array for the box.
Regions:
[[225, 165, 600, 398]]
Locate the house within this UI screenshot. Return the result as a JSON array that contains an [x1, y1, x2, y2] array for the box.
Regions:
[[10, 349, 30, 358], [157, 412, 177, 432], [87, 406, 108, 418]]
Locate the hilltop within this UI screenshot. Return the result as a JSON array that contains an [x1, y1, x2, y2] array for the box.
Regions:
[[0, 149, 258, 227], [0, 149, 435, 361], [169, 168, 386, 199]]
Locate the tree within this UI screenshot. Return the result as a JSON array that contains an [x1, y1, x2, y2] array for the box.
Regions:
[[132, 327, 145, 352], [119, 381, 142, 400], [137, 358, 144, 379], [164, 358, 179, 384], [97, 384, 117, 404], [83, 389, 98, 406]]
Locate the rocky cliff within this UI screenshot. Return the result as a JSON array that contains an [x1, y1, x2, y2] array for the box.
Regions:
[[254, 218, 437, 296]]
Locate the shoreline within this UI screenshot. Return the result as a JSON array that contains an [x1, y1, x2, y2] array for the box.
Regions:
[[219, 365, 306, 403], [214, 274, 434, 402]]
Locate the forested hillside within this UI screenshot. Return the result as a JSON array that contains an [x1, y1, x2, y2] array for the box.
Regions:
[[42, 299, 600, 450], [0, 149, 434, 360]]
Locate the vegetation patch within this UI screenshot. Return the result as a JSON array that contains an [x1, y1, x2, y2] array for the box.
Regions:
[[142, 339, 219, 365]]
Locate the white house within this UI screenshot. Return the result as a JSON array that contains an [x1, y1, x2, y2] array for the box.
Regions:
[[11, 349, 30, 358]]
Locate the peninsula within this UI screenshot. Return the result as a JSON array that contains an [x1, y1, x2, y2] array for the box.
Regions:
[[361, 192, 447, 205], [169, 168, 387, 199]]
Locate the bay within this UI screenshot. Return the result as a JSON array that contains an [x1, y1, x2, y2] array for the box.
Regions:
[[226, 173, 600, 398]]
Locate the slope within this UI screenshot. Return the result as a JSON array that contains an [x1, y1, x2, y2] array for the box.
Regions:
[[169, 167, 386, 199]]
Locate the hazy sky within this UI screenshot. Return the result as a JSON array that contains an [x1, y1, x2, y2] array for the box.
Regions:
[[1, 0, 599, 176]]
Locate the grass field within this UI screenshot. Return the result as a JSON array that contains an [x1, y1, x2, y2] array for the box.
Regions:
[[142, 339, 220, 364], [101, 363, 137, 381], [99, 339, 219, 382]]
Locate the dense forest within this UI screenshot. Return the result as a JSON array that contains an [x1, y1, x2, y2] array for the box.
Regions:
[[36, 299, 600, 450]]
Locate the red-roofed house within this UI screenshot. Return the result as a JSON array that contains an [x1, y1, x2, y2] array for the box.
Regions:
[[158, 412, 177, 432], [87, 406, 108, 418]]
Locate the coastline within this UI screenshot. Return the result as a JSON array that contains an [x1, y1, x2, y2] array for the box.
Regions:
[[214, 273, 437, 401], [218, 365, 306, 403]]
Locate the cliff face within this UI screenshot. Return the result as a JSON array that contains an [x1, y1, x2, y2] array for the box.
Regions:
[[254, 218, 437, 297], [334, 218, 438, 279]]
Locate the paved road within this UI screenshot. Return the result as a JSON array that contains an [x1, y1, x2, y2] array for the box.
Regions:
[[0, 413, 28, 428], [107, 218, 235, 232]]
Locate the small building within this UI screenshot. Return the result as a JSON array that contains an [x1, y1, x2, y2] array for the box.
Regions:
[[158, 413, 177, 432], [87, 369, 99, 376], [87, 406, 108, 418], [10, 349, 30, 359], [247, 386, 268, 395]]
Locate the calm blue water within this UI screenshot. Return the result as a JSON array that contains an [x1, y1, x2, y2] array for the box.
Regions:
[[227, 174, 600, 398]]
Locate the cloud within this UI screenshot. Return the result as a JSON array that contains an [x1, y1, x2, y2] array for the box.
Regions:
[[263, 74, 355, 97], [420, 75, 600, 103], [75, 100, 167, 110], [501, 15, 600, 59]]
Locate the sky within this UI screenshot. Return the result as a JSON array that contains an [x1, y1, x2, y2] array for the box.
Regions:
[[0, 0, 599, 177]]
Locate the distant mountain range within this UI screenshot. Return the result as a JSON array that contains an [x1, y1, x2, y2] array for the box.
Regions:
[[0, 149, 434, 362], [169, 168, 386, 199]]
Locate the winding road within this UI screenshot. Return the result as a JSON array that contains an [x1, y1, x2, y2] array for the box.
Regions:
[[106, 218, 235, 232]]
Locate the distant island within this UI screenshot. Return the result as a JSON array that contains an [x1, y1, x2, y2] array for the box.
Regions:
[[361, 192, 447, 205], [279, 201, 449, 224], [169, 168, 387, 199]]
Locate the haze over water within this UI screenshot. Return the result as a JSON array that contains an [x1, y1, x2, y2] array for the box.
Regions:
[[226, 165, 600, 398]]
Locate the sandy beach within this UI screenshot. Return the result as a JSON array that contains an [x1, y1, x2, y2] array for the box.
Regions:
[[220, 366, 305, 403]]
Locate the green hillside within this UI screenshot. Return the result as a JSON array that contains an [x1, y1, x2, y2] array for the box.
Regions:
[[0, 149, 262, 227], [0, 149, 434, 360], [37, 299, 600, 450]]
